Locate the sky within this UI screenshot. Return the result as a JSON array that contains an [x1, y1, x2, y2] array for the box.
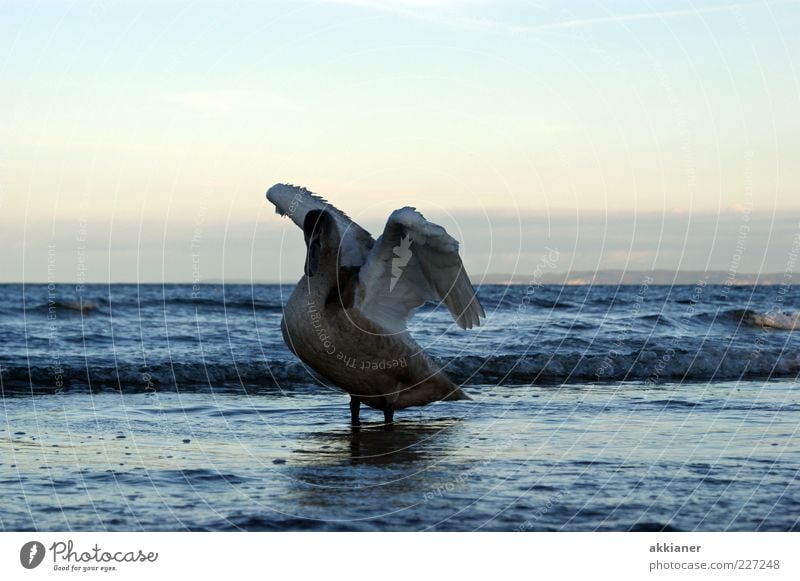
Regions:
[[1, 0, 799, 282]]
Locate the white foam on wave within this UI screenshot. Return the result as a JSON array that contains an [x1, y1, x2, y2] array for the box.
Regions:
[[743, 310, 800, 331]]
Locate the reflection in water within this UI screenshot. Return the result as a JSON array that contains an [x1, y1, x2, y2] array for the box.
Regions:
[[293, 419, 463, 467], [273, 419, 470, 524]]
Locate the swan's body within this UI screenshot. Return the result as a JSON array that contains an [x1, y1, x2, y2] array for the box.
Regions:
[[267, 184, 485, 424]]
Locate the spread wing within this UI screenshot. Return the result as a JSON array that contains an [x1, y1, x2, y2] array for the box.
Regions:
[[266, 183, 374, 267], [355, 207, 485, 332]]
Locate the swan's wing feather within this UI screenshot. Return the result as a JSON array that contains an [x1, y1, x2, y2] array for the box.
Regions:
[[266, 183, 374, 267], [356, 207, 485, 332]]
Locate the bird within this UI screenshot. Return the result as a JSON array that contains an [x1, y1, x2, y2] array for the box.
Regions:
[[266, 183, 485, 425]]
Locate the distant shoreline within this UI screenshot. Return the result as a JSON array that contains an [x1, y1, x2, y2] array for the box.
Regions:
[[4, 270, 796, 286], [478, 270, 795, 286]]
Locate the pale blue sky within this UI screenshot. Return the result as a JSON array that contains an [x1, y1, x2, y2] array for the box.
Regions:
[[1, 0, 799, 282]]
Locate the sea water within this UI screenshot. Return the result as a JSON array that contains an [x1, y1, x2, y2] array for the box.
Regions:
[[1, 283, 798, 531]]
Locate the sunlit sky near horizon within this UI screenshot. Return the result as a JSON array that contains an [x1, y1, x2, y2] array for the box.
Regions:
[[1, 0, 799, 282]]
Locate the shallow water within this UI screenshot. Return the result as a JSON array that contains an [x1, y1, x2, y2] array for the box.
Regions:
[[2, 379, 798, 531]]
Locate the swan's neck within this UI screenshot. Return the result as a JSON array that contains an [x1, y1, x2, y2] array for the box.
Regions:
[[303, 248, 339, 300], [304, 256, 359, 312]]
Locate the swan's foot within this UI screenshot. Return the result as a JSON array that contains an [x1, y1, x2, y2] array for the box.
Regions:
[[349, 397, 361, 426], [383, 406, 394, 425]]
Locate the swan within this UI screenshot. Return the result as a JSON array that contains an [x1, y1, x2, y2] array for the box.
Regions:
[[266, 184, 485, 424]]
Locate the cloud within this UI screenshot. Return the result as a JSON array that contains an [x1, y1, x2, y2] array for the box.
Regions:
[[7, 209, 800, 282], [319, 0, 791, 36], [323, 0, 489, 8], [517, 2, 772, 33]]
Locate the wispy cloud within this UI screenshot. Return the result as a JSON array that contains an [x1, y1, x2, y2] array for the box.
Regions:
[[320, 0, 792, 35], [522, 1, 788, 33], [322, 0, 490, 7]]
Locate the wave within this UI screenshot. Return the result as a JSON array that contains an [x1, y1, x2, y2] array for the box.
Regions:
[[445, 348, 800, 384], [147, 297, 285, 312], [38, 300, 101, 315], [530, 298, 577, 309], [32, 297, 284, 314], [3, 345, 798, 394], [736, 309, 800, 331], [0, 361, 306, 394]]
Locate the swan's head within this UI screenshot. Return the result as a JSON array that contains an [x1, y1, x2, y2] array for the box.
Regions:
[[302, 209, 337, 277]]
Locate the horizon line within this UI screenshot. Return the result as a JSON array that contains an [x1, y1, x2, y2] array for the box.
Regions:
[[5, 269, 796, 286]]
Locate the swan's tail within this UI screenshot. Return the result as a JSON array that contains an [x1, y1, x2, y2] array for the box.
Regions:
[[395, 376, 471, 408], [444, 387, 471, 401]]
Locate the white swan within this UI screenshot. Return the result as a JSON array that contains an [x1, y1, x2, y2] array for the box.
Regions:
[[266, 184, 485, 424]]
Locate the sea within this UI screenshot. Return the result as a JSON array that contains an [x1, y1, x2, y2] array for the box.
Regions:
[[1, 282, 798, 531]]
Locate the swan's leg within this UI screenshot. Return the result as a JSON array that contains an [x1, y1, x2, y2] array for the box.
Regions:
[[349, 397, 361, 426], [383, 406, 394, 424]]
